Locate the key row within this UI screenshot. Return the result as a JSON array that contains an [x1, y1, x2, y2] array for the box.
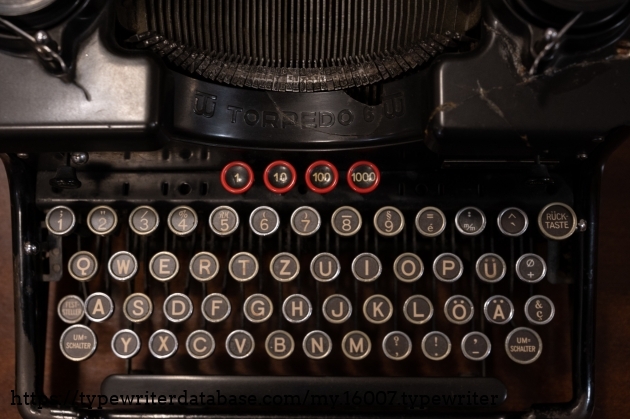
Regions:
[[45, 202, 578, 241], [68, 249, 549, 285], [60, 324, 543, 365], [59, 292, 555, 326]]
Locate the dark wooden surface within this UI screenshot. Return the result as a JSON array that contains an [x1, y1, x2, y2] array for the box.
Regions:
[[0, 143, 629, 417]]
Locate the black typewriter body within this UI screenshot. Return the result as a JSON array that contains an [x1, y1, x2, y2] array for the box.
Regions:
[[1, 0, 629, 418]]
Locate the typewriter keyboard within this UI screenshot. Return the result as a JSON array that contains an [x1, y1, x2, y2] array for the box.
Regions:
[[39, 156, 578, 412]]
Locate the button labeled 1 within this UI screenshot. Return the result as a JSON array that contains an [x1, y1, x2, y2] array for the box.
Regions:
[[221, 162, 254, 194]]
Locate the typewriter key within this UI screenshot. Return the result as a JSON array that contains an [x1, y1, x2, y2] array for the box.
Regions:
[[226, 330, 255, 359], [347, 161, 380, 194], [201, 293, 231, 323], [68, 251, 98, 282], [265, 330, 295, 360], [149, 329, 178, 359], [111, 329, 141, 359], [421, 331, 451, 361], [123, 293, 153, 323], [415, 207, 446, 237], [310, 252, 340, 282], [305, 160, 338, 194], [282, 294, 312, 323], [264, 161, 297, 194], [270, 252, 300, 282], [228, 252, 259, 282], [432, 253, 464, 282], [84, 292, 114, 322], [322, 294, 352, 324], [168, 206, 198, 236], [60, 324, 97, 362], [455, 206, 486, 236], [363, 294, 393, 324], [186, 330, 215, 360], [303, 330, 332, 360], [129, 205, 159, 235], [108, 251, 138, 281], [393, 253, 424, 283], [505, 327, 542, 364], [87, 205, 118, 236], [403, 295, 434, 325], [538, 202, 577, 240], [524, 295, 555, 325], [342, 331, 371, 360], [351, 253, 382, 282], [209, 205, 239, 236], [163, 293, 193, 323], [483, 295, 514, 325], [244, 293, 273, 323], [149, 251, 180, 282], [45, 205, 76, 236], [461, 332, 491, 361], [189, 252, 220, 282], [290, 206, 321, 236], [57, 295, 84, 324], [475, 253, 506, 283], [444, 295, 474, 325], [497, 207, 528, 237], [516, 253, 547, 283], [221, 161, 254, 194], [374, 206, 404, 237], [382, 331, 413, 361], [331, 206, 362, 237], [249, 206, 280, 236]]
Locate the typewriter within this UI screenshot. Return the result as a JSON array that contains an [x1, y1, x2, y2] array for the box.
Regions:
[[1, 0, 629, 417]]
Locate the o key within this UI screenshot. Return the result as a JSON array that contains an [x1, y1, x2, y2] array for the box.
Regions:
[[45, 205, 76, 236], [87, 205, 118, 236]]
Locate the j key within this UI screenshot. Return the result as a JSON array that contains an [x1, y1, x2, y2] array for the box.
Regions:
[[84, 292, 114, 322], [303, 330, 332, 360], [186, 330, 215, 360], [123, 293, 153, 323], [60, 324, 97, 362], [525, 295, 555, 325], [129, 205, 159, 235], [322, 294, 352, 324], [341, 331, 371, 360], [87, 205, 118, 236], [461, 332, 492, 361], [201, 293, 231, 323], [226, 330, 255, 359], [149, 329, 178, 359], [45, 205, 76, 236], [57, 295, 85, 324], [290, 206, 321, 236], [111, 329, 141, 359], [415, 207, 446, 237], [331, 206, 362, 237], [249, 206, 280, 236], [149, 251, 180, 282], [373, 206, 405, 237], [505, 327, 543, 364], [484, 295, 514, 325], [516, 253, 547, 283], [209, 206, 239, 236], [108, 251, 138, 281], [421, 331, 451, 361], [265, 330, 295, 360], [382, 331, 413, 361], [68, 251, 98, 282], [475, 253, 506, 283], [455, 206, 486, 236], [167, 205, 198, 236]]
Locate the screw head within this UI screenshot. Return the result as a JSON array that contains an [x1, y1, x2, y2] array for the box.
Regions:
[[70, 152, 89, 165], [23, 242, 39, 255], [16, 153, 28, 159], [577, 153, 588, 160], [578, 219, 587, 232]]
